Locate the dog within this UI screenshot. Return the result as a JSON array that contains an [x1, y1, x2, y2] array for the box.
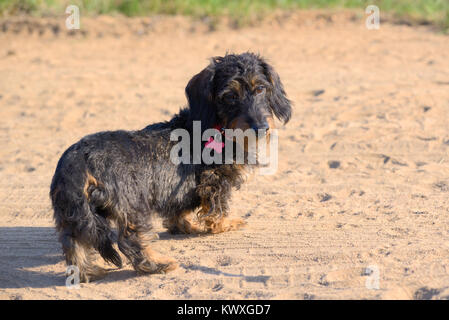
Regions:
[[50, 52, 292, 282]]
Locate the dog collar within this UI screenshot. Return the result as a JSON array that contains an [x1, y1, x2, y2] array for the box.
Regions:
[[213, 124, 225, 136], [205, 125, 226, 153]]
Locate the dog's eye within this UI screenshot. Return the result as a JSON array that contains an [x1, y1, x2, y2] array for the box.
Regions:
[[254, 86, 266, 95], [222, 92, 238, 103]]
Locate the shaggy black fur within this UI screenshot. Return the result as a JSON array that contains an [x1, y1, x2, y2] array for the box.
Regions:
[[50, 52, 292, 282]]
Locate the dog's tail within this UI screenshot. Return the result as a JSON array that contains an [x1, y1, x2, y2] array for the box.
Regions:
[[51, 168, 122, 281]]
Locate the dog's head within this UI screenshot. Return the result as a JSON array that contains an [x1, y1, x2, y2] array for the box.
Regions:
[[185, 53, 291, 135]]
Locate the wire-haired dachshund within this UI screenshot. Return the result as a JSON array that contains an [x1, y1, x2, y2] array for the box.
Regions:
[[50, 52, 292, 282]]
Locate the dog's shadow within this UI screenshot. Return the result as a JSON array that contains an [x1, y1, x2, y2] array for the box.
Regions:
[[0, 227, 64, 289], [180, 264, 270, 284], [157, 231, 270, 284], [0, 227, 269, 290], [97, 263, 270, 285], [99, 230, 270, 285]]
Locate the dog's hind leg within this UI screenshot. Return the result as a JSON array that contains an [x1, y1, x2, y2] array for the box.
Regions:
[[59, 229, 106, 283], [117, 223, 177, 275], [52, 179, 116, 283]]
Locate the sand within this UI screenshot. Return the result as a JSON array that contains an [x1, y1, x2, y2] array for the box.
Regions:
[[0, 11, 448, 300]]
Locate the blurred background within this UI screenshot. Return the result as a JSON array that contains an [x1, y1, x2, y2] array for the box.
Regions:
[[0, 0, 448, 31]]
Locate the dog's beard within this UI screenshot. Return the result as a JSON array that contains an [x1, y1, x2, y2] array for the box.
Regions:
[[233, 137, 270, 166]]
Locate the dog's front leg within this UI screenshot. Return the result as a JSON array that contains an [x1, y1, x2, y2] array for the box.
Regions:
[[197, 199, 246, 234], [164, 210, 246, 235], [191, 168, 246, 234], [163, 211, 208, 234], [201, 216, 247, 234]]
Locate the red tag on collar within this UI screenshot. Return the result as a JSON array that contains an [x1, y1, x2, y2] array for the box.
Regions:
[[205, 136, 224, 153], [213, 125, 224, 134], [205, 124, 225, 153]]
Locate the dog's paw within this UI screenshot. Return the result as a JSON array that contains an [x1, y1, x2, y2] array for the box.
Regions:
[[137, 248, 178, 274], [136, 259, 178, 274], [229, 218, 247, 230], [160, 260, 178, 273], [222, 218, 247, 233], [205, 217, 247, 234], [77, 266, 107, 283], [164, 216, 207, 235]]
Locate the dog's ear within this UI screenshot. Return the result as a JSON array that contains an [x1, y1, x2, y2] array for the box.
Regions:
[[260, 60, 292, 124], [185, 60, 217, 129]]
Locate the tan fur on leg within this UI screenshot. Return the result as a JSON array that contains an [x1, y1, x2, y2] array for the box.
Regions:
[[163, 211, 207, 234], [198, 200, 246, 234], [136, 232, 178, 273], [142, 247, 178, 272], [202, 216, 247, 234], [67, 241, 106, 283]]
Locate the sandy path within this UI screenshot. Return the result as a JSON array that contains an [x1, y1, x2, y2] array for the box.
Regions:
[[0, 11, 448, 299]]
